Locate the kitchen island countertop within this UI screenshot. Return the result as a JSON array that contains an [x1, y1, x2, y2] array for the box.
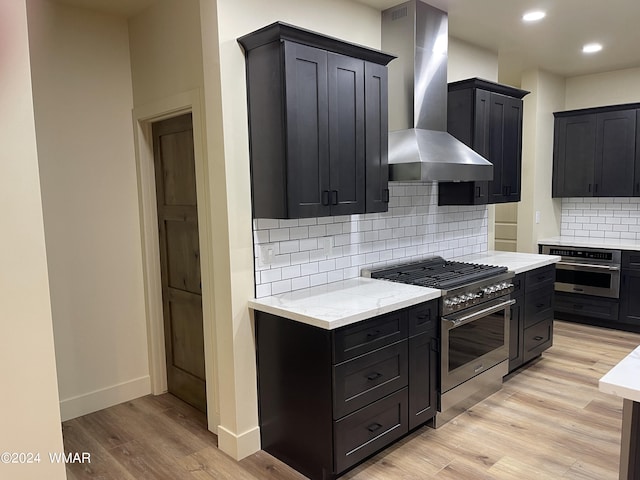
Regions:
[[600, 345, 640, 403]]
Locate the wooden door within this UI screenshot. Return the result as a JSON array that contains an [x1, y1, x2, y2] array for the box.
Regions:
[[153, 113, 206, 413]]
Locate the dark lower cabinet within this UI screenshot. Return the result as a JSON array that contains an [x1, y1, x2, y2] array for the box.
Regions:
[[508, 265, 555, 373], [620, 251, 640, 329], [508, 274, 525, 372], [255, 299, 438, 480], [554, 292, 620, 323]]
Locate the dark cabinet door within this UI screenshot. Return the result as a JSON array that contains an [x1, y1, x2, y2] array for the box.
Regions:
[[635, 110, 640, 196], [508, 295, 524, 372], [620, 269, 640, 326], [284, 41, 331, 218], [553, 114, 596, 197], [489, 93, 523, 203], [408, 331, 437, 430], [364, 62, 390, 213], [595, 109, 636, 197], [473, 89, 491, 157]]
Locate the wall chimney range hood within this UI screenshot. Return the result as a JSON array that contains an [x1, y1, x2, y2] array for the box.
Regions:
[[382, 0, 493, 182]]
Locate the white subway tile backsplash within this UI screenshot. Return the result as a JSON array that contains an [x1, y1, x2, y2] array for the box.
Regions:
[[253, 182, 489, 297], [561, 198, 640, 242]]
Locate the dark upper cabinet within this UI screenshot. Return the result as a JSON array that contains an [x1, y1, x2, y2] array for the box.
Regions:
[[439, 78, 529, 206], [553, 104, 638, 198], [553, 114, 596, 197], [238, 22, 394, 219]]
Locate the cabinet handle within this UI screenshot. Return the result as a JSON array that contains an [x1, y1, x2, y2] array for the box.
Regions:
[[331, 190, 338, 205], [383, 188, 390, 203], [366, 372, 383, 381], [430, 338, 440, 353], [588, 183, 592, 193], [367, 422, 383, 433], [322, 190, 330, 206], [366, 329, 381, 339], [534, 336, 544, 341], [476, 186, 481, 198], [536, 303, 545, 309], [594, 183, 598, 194]]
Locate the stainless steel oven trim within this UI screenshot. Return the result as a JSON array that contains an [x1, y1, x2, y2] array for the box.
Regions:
[[442, 299, 515, 327], [555, 261, 621, 298], [441, 296, 510, 394]]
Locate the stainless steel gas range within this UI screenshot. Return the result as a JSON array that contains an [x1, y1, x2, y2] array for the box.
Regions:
[[363, 256, 515, 427]]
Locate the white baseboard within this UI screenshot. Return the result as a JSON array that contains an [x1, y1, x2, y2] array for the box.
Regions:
[[217, 424, 261, 460], [59, 376, 151, 422]]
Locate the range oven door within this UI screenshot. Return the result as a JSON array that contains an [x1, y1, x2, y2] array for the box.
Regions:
[[441, 297, 514, 394], [554, 261, 620, 299]]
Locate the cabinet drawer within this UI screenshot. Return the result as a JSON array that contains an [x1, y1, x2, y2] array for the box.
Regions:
[[622, 251, 640, 270], [333, 311, 407, 363], [525, 265, 555, 291], [333, 341, 408, 419], [334, 388, 408, 474], [555, 292, 619, 321], [523, 318, 553, 362], [407, 301, 437, 337], [524, 286, 554, 328]]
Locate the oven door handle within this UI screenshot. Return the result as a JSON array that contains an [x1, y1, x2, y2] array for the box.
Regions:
[[556, 261, 620, 271], [442, 299, 516, 328]]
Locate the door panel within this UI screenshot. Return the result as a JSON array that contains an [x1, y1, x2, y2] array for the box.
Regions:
[[595, 110, 636, 196], [284, 42, 330, 218], [328, 53, 365, 215], [553, 115, 596, 197], [153, 113, 206, 413]]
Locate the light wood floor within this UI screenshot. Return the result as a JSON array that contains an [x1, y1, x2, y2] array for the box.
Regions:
[[63, 321, 640, 480]]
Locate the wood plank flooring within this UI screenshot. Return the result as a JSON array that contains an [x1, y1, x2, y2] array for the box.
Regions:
[[63, 321, 640, 480]]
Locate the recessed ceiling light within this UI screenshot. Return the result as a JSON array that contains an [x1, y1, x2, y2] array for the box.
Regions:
[[522, 10, 546, 22], [582, 43, 603, 54]]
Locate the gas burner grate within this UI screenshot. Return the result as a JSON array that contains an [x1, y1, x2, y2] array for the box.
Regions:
[[370, 257, 508, 290]]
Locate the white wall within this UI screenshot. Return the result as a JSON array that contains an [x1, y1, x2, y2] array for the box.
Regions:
[[0, 1, 66, 478], [27, 0, 150, 421], [211, 0, 382, 459], [517, 69, 564, 252], [128, 0, 204, 108], [448, 37, 498, 83], [565, 67, 640, 110]]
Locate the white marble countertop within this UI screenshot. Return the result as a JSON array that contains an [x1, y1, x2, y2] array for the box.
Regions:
[[599, 346, 640, 403], [454, 250, 561, 274], [249, 251, 560, 329], [539, 236, 640, 251], [249, 277, 440, 330]]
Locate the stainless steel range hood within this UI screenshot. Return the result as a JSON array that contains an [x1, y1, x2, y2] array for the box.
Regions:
[[382, 0, 493, 182]]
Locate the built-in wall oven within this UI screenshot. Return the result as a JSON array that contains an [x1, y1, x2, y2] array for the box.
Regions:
[[540, 246, 621, 299]]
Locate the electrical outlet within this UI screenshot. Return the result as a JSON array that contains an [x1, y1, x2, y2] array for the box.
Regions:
[[259, 244, 274, 266], [535, 211, 541, 224]]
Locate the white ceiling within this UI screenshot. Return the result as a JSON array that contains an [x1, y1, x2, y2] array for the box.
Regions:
[[358, 0, 640, 81], [54, 0, 640, 80]]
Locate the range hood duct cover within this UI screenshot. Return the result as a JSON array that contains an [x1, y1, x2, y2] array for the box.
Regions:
[[382, 0, 493, 182]]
